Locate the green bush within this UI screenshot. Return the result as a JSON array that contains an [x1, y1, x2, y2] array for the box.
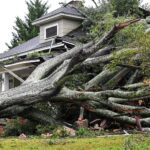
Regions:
[[36, 124, 56, 135], [52, 127, 69, 138], [76, 128, 96, 138], [36, 125, 69, 138], [4, 118, 36, 136]]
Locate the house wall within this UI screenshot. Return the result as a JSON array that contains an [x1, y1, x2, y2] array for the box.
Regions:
[[39, 18, 81, 43], [62, 19, 81, 36], [0, 67, 35, 92], [0, 75, 2, 92]]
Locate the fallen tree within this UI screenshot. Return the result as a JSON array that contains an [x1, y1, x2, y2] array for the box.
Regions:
[[0, 18, 150, 130]]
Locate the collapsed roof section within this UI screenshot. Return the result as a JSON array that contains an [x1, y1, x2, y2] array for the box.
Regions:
[[0, 26, 87, 62]]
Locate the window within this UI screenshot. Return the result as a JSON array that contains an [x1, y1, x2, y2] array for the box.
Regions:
[[45, 25, 57, 39]]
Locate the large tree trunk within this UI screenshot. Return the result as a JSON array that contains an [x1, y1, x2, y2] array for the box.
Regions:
[[0, 19, 149, 128]]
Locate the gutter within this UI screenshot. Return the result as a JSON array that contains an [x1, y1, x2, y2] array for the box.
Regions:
[[32, 13, 85, 26], [4, 59, 41, 68], [0, 43, 65, 62]]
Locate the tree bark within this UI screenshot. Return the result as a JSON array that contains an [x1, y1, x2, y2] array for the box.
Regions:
[[1, 19, 149, 129]]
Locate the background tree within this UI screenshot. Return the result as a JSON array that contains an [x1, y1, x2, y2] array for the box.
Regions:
[[90, 0, 142, 17], [6, 0, 49, 49], [111, 0, 141, 17]]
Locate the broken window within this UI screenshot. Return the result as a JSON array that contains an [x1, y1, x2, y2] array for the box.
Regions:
[[46, 26, 57, 39]]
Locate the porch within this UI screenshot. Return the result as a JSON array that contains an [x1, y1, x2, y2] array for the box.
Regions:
[[0, 59, 40, 92]]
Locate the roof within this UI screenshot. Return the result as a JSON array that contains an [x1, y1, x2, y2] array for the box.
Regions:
[[0, 27, 86, 60], [0, 36, 52, 60], [0, 4, 86, 61], [33, 6, 85, 25]]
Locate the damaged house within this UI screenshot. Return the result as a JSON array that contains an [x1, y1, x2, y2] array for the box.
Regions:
[[0, 1, 86, 92]]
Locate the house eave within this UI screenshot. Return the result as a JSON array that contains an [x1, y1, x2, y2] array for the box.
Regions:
[[4, 59, 41, 68], [32, 13, 85, 26], [0, 59, 41, 74], [0, 43, 65, 62]]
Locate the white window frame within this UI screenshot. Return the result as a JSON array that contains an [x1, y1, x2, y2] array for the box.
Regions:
[[44, 23, 58, 40]]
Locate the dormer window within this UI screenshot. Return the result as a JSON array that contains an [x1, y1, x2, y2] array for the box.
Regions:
[[45, 24, 58, 39]]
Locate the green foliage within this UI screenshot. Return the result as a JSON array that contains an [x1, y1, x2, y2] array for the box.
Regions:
[[124, 134, 150, 150], [36, 124, 56, 135], [97, 0, 112, 14], [35, 102, 59, 121], [111, 0, 141, 17], [48, 139, 65, 145], [114, 20, 146, 47], [89, 13, 146, 47], [76, 128, 105, 138], [6, 0, 49, 49], [27, 52, 42, 59], [4, 118, 36, 136], [26, 51, 53, 59], [135, 32, 150, 75], [88, 8, 150, 75], [108, 20, 150, 75], [76, 128, 96, 138], [81, 1, 113, 35], [52, 127, 69, 138], [0, 134, 149, 150], [48, 138, 75, 146], [125, 137, 138, 150], [109, 49, 139, 68], [84, 0, 112, 15], [65, 73, 91, 89], [89, 13, 124, 39]]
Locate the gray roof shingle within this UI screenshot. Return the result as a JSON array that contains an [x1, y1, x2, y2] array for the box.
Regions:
[[0, 26, 87, 60], [34, 6, 85, 23], [0, 36, 53, 59]]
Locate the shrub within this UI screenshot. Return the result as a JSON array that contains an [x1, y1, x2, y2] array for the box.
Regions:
[[3, 118, 36, 136], [36, 124, 56, 135], [52, 127, 69, 138], [76, 128, 96, 138]]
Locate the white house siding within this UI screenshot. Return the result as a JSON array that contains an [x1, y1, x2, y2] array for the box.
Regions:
[[39, 18, 81, 43], [39, 20, 62, 43], [1, 73, 9, 92], [0, 74, 13, 92], [62, 19, 81, 36]]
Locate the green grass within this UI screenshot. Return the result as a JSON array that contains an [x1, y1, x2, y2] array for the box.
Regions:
[[0, 134, 149, 150]]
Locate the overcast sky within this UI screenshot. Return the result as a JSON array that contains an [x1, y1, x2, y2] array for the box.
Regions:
[[0, 0, 149, 53]]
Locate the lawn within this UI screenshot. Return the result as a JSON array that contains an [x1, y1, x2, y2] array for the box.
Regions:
[[0, 134, 149, 150]]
